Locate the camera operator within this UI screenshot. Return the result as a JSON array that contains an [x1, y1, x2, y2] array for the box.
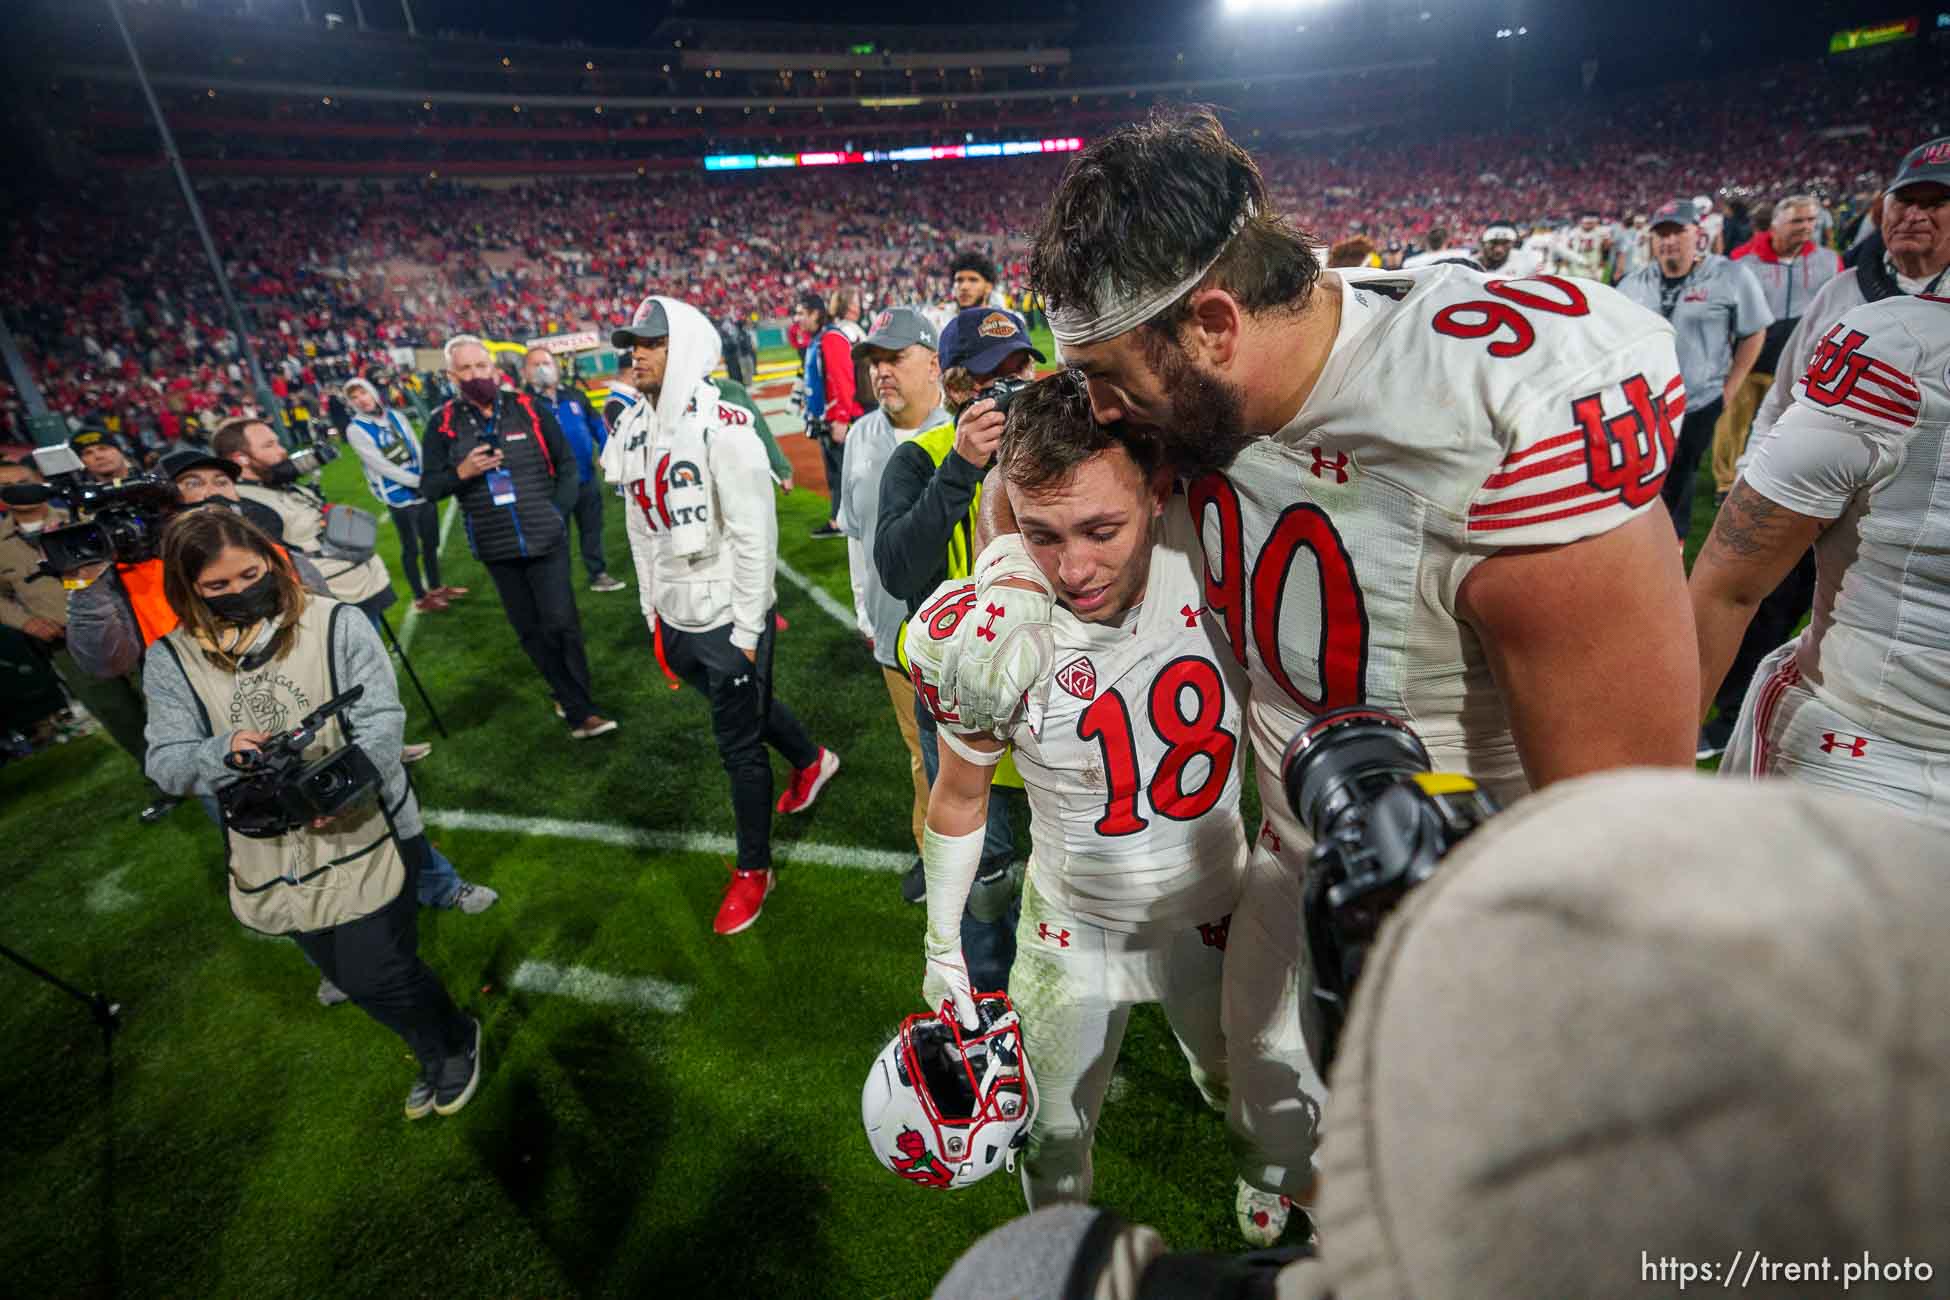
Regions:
[[65, 448, 332, 683], [872, 306, 1044, 902], [70, 429, 134, 483], [142, 508, 484, 1119], [212, 417, 396, 631], [0, 456, 177, 822]]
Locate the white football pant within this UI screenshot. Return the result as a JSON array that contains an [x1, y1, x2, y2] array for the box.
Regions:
[[1725, 642, 1950, 827]]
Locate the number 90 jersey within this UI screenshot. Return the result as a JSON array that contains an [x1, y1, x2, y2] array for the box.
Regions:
[[981, 502, 1248, 934], [1190, 266, 1683, 797]]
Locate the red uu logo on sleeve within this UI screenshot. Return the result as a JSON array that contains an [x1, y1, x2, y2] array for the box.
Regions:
[[1574, 373, 1676, 508]]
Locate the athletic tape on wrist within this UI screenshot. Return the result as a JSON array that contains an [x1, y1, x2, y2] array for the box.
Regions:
[[923, 823, 988, 946]]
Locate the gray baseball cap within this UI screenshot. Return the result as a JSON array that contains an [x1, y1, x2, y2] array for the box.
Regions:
[[1650, 198, 1700, 229], [853, 306, 938, 357], [1888, 136, 1950, 196], [611, 297, 669, 350]]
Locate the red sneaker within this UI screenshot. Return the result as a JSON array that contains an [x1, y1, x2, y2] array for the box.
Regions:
[[776, 748, 840, 814], [714, 867, 775, 936]]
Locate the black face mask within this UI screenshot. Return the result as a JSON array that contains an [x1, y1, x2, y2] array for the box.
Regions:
[[262, 460, 301, 487], [205, 571, 281, 626]]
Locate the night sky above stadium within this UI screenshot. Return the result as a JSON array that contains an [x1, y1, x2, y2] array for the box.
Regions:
[[408, 0, 1904, 57]]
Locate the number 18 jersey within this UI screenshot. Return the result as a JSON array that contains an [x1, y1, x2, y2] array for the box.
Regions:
[[1190, 265, 1683, 797], [984, 503, 1248, 934]]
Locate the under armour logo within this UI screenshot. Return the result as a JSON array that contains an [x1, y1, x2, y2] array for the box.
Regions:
[[1819, 731, 1869, 757], [1196, 915, 1232, 951], [1309, 448, 1350, 483], [1037, 923, 1071, 948], [976, 602, 1005, 642], [1180, 603, 1205, 627], [1260, 825, 1282, 853]]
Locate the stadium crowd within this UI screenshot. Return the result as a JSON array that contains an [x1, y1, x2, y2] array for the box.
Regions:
[[5, 51, 1938, 448]]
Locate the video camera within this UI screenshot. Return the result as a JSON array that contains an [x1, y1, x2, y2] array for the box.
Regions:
[[975, 376, 1032, 417], [0, 445, 178, 575], [1281, 707, 1501, 1069], [217, 685, 383, 839]]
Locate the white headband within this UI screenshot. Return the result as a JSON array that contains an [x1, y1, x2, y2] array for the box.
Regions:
[[1047, 208, 1253, 351]]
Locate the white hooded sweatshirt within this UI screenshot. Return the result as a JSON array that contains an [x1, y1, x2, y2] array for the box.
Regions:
[[604, 296, 778, 651]]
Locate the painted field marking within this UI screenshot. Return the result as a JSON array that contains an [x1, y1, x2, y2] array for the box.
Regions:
[[422, 808, 912, 874], [509, 959, 692, 1014], [774, 557, 857, 631], [397, 499, 459, 654]]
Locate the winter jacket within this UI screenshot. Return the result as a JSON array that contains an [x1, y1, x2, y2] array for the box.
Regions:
[[419, 389, 578, 564], [1729, 231, 1845, 373]]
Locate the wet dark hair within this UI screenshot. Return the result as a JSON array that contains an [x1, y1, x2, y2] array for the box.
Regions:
[[949, 249, 998, 284], [1028, 106, 1321, 340], [998, 372, 1162, 496]]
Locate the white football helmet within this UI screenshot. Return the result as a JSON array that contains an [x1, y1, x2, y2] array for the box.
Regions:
[[862, 991, 1038, 1189]]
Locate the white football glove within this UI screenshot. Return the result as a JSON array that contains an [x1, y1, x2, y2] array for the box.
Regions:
[[923, 935, 980, 1032], [947, 534, 1057, 738], [902, 577, 979, 729]]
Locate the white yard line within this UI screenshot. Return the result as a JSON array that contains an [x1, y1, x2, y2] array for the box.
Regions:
[[397, 499, 459, 654], [509, 959, 692, 1013], [775, 556, 857, 631], [421, 807, 912, 873]]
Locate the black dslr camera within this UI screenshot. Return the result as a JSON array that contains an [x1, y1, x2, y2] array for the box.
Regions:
[[1281, 707, 1501, 1068], [975, 376, 1031, 416], [218, 686, 382, 839], [1, 445, 178, 574]]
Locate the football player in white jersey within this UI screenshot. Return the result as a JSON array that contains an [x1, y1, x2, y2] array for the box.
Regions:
[[1691, 293, 1950, 824], [917, 108, 1698, 1201], [1514, 222, 1556, 278], [910, 375, 1316, 1243], [1554, 210, 1613, 281]]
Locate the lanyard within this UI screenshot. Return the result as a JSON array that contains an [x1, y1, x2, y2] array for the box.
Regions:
[[1657, 265, 1700, 320]]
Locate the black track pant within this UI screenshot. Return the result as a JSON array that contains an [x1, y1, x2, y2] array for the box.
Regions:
[[388, 501, 443, 598], [1661, 398, 1723, 540], [483, 545, 598, 724], [660, 611, 820, 873], [291, 835, 471, 1075]]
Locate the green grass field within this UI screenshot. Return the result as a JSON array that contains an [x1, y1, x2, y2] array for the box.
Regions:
[[0, 446, 1251, 1299]]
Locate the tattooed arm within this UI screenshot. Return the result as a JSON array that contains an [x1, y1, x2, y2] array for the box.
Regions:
[[1688, 481, 1828, 719]]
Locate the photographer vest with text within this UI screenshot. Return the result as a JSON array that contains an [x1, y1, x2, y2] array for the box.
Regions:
[[235, 479, 391, 606], [158, 598, 406, 935]]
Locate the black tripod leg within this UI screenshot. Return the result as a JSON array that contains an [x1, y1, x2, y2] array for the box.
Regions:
[[378, 615, 449, 738]]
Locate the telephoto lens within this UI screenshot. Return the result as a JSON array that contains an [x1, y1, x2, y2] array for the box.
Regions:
[[1280, 707, 1433, 844], [1279, 707, 1499, 1069]]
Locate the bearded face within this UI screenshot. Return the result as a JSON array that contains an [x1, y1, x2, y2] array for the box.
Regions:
[[1141, 330, 1256, 480]]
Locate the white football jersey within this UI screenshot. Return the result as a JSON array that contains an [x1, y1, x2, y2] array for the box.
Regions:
[[1190, 265, 1683, 796], [1744, 293, 1950, 750], [1511, 233, 1554, 279], [1557, 225, 1610, 280], [951, 503, 1249, 932]]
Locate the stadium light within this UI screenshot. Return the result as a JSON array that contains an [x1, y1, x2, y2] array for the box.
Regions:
[[1222, 0, 1322, 13]]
